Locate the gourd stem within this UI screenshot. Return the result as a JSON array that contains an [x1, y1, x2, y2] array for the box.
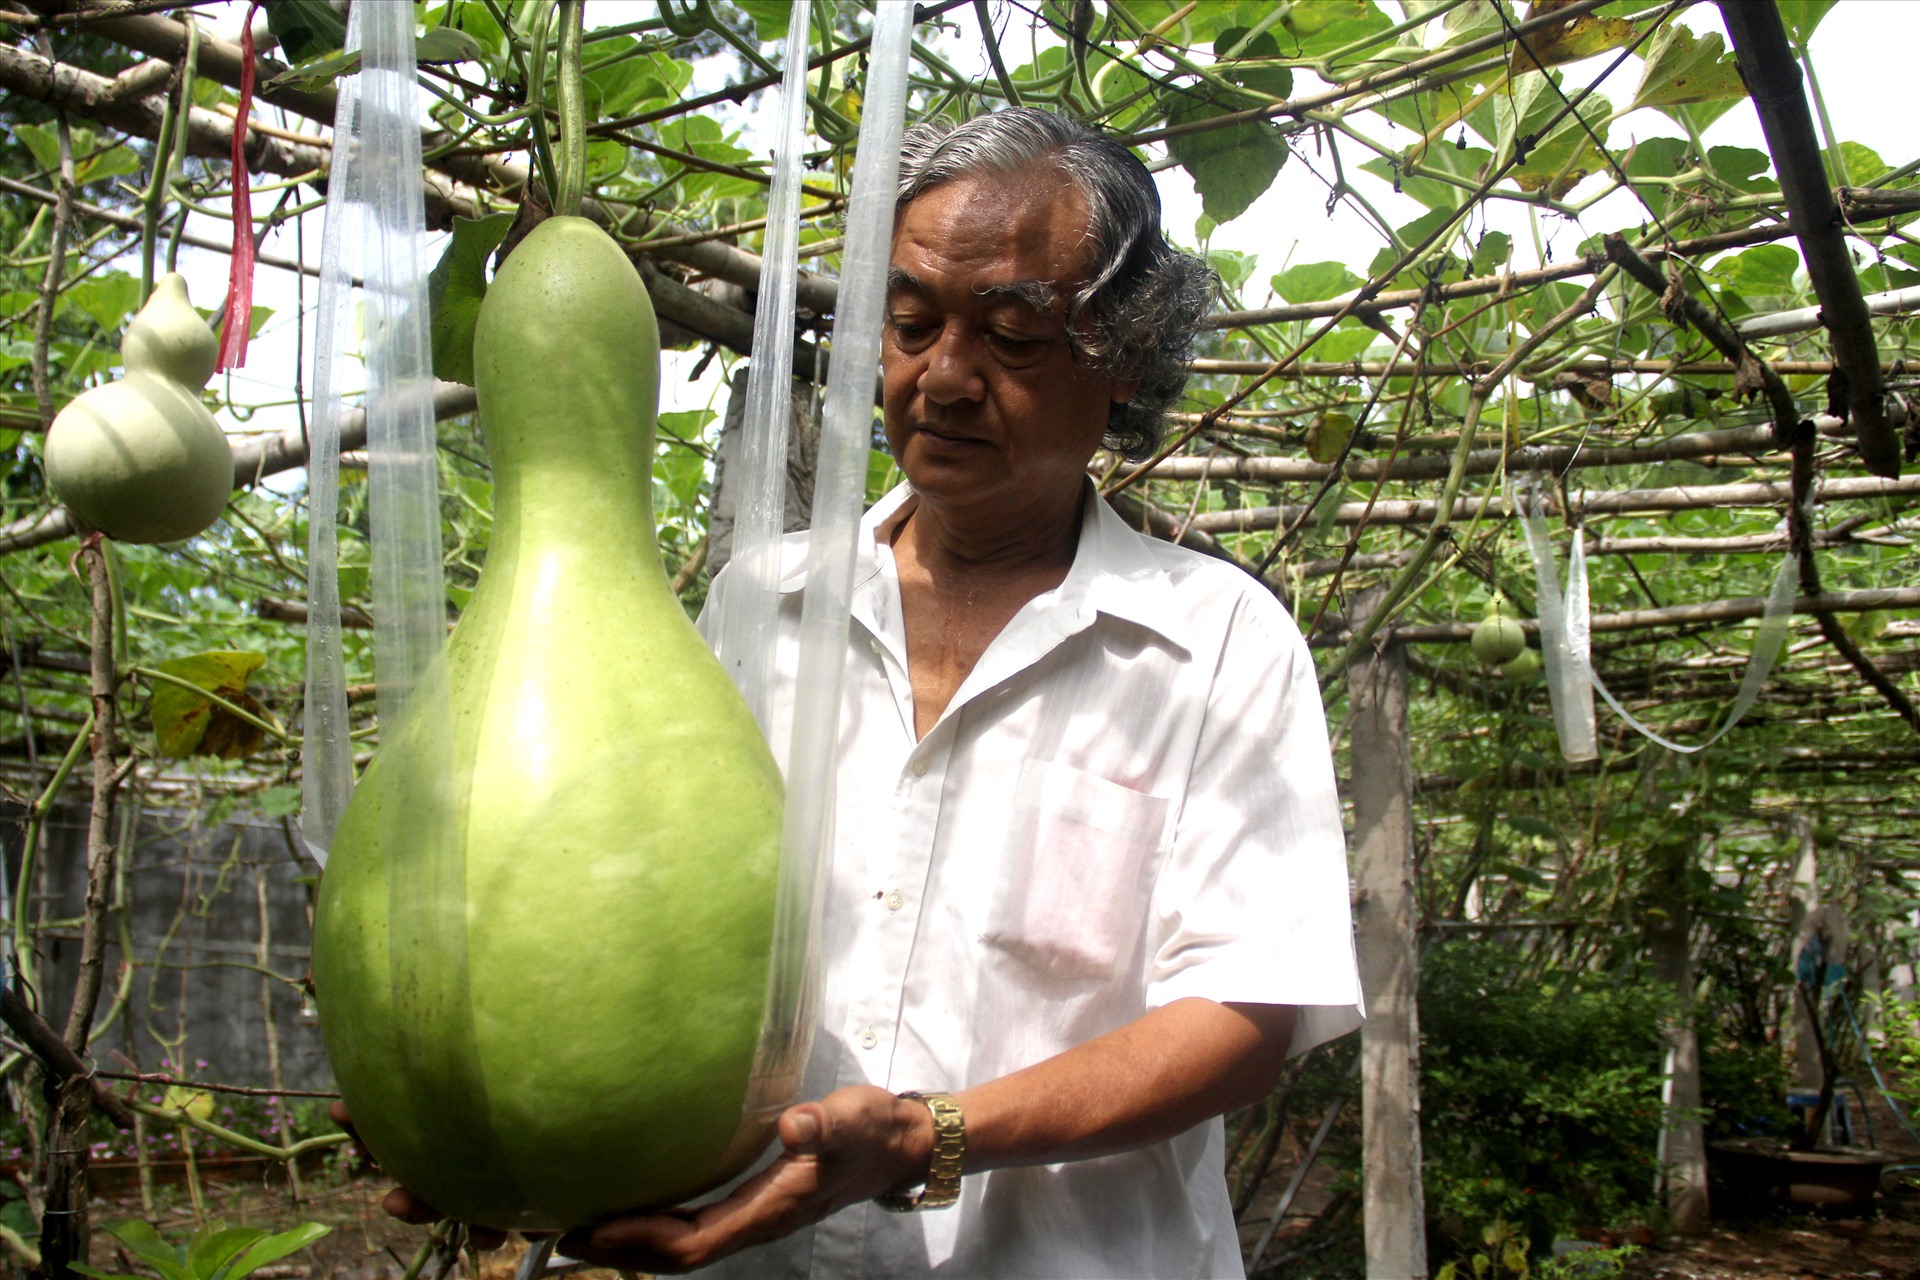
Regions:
[[554, 0, 587, 217], [524, 2, 562, 207]]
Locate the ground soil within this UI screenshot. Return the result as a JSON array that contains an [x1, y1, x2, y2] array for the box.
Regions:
[[1618, 1081, 1920, 1280]]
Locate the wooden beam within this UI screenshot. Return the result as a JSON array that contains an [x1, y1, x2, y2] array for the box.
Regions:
[[1113, 424, 1781, 486], [1183, 473, 1920, 534]]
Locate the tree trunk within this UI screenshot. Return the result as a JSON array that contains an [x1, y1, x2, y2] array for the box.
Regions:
[[31, 1077, 89, 1280], [1350, 587, 1428, 1280], [708, 366, 820, 577]]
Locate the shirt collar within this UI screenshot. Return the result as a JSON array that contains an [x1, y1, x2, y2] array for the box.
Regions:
[[779, 479, 1190, 653]]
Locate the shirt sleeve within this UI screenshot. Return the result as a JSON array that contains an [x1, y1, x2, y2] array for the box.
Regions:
[[1144, 587, 1364, 1056]]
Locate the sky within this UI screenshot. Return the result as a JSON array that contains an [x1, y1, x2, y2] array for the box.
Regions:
[[152, 1, 1918, 451]]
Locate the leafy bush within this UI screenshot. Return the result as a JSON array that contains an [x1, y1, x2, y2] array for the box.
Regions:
[[1420, 940, 1672, 1250]]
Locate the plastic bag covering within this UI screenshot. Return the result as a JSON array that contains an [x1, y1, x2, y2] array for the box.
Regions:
[[740, 2, 915, 1123], [301, 1, 476, 1145], [1515, 474, 1596, 763], [350, 1, 473, 1153], [711, 0, 812, 740], [299, 7, 362, 867], [1515, 474, 1800, 757]]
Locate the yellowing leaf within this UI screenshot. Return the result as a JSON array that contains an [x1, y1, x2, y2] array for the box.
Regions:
[[1508, 8, 1639, 75], [151, 651, 268, 760], [1632, 24, 1748, 112]]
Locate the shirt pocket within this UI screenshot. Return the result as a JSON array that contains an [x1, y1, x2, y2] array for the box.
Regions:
[[984, 759, 1171, 981]]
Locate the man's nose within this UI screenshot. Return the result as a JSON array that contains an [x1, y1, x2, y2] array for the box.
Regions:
[[917, 327, 986, 405]]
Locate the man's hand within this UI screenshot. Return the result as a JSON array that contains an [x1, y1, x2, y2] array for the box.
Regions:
[[328, 1101, 510, 1251], [555, 1085, 935, 1275]]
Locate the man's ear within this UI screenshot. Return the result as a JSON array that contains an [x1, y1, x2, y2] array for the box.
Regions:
[[1111, 379, 1139, 405]]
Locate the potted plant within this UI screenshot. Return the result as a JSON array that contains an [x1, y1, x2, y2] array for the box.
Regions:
[[1709, 917, 1886, 1214]]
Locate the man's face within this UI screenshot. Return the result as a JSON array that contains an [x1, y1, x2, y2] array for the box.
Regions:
[[881, 171, 1136, 520]]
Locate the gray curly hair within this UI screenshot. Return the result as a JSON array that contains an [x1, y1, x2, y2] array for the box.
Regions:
[[896, 108, 1216, 460]]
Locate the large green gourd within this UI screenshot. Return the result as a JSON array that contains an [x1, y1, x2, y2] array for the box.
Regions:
[[311, 217, 784, 1231]]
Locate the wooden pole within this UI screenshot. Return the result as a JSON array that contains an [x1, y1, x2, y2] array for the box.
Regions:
[[1648, 840, 1709, 1235], [1350, 588, 1428, 1279]]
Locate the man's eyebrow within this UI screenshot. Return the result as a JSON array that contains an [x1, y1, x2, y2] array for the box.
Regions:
[[885, 268, 1060, 316]]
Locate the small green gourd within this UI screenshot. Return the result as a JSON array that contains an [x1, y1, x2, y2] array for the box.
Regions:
[[44, 274, 231, 544], [1470, 592, 1527, 667], [1499, 647, 1542, 684], [311, 218, 785, 1231]]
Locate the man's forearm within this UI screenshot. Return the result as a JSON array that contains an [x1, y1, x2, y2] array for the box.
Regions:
[[948, 997, 1296, 1173]]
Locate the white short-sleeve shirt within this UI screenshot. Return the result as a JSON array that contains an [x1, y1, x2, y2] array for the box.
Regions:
[[694, 482, 1363, 1279]]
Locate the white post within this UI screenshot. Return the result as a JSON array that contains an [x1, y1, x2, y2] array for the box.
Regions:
[[1349, 589, 1427, 1280]]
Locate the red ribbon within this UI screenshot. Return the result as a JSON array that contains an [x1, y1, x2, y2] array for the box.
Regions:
[[215, 2, 260, 372]]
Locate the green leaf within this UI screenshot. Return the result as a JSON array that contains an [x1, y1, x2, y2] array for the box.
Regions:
[[1470, 232, 1512, 277], [1208, 248, 1260, 292], [415, 26, 486, 65], [1776, 0, 1839, 52], [657, 409, 714, 442], [1708, 145, 1772, 192], [1276, 0, 1394, 61], [98, 1219, 189, 1280], [150, 652, 268, 760], [15, 124, 138, 188], [1632, 25, 1746, 112], [1828, 141, 1890, 186], [221, 1223, 331, 1280], [1163, 91, 1288, 224], [66, 272, 141, 335], [186, 1226, 260, 1280], [1273, 261, 1363, 305], [1214, 29, 1292, 101], [1716, 244, 1800, 298], [1303, 322, 1375, 363], [265, 0, 347, 65], [427, 212, 513, 386], [737, 0, 792, 41], [253, 784, 301, 818], [267, 49, 359, 92]]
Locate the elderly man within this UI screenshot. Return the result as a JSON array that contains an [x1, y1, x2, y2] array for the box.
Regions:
[[555, 108, 1363, 1278]]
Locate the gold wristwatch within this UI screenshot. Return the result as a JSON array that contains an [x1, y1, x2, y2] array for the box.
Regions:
[[877, 1091, 966, 1212]]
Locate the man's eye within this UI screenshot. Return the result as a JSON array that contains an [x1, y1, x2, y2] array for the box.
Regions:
[[989, 332, 1048, 356], [889, 318, 936, 344]]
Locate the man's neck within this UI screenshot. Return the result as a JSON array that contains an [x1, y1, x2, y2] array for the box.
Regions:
[[894, 483, 1086, 582], [887, 485, 1086, 739]]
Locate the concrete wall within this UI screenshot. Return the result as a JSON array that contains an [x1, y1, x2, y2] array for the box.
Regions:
[[4, 801, 332, 1091]]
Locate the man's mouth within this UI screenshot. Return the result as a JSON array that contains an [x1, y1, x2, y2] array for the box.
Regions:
[[915, 424, 984, 445]]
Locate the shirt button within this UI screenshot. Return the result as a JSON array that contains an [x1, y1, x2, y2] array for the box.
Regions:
[[883, 890, 904, 912], [858, 1027, 878, 1050], [910, 758, 929, 777], [868, 637, 882, 655]]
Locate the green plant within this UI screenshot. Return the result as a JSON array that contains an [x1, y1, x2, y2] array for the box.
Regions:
[[1861, 990, 1920, 1121], [1420, 941, 1672, 1249], [1435, 1219, 1637, 1279], [71, 1219, 329, 1280]]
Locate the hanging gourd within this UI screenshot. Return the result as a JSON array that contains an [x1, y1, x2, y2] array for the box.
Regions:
[[310, 217, 786, 1229], [44, 273, 232, 544], [1470, 591, 1528, 667]]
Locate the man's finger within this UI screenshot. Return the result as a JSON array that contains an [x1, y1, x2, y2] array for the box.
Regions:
[[382, 1186, 442, 1226]]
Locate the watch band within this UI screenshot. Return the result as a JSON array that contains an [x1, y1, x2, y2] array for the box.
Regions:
[[877, 1091, 966, 1212]]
